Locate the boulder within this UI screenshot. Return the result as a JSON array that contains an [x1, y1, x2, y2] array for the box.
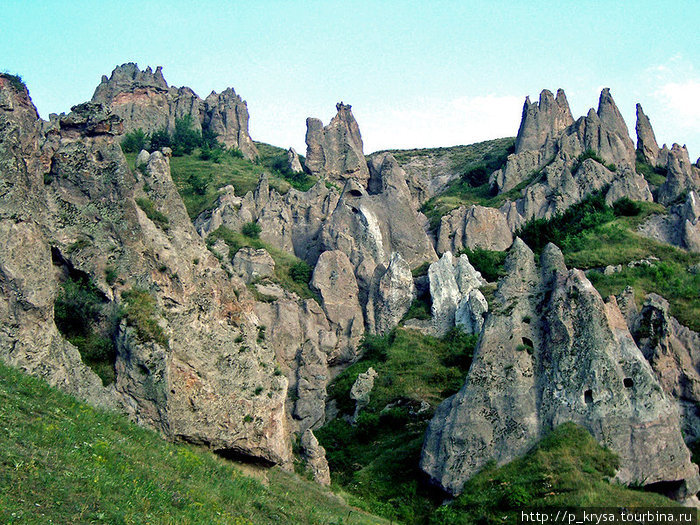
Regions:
[[287, 147, 303, 173], [350, 366, 378, 421], [300, 429, 331, 486], [232, 247, 275, 283]]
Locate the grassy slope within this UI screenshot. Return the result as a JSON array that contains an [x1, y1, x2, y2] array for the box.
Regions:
[[317, 330, 681, 525], [126, 142, 315, 220], [0, 361, 387, 525]]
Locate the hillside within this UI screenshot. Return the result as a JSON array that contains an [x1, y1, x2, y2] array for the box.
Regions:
[[0, 361, 387, 525]]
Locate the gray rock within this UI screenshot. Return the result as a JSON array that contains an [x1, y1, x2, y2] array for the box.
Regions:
[[350, 366, 378, 421], [202, 88, 258, 159], [367, 252, 415, 335], [305, 102, 370, 187], [287, 147, 303, 173], [437, 205, 514, 254], [657, 144, 700, 206], [135, 149, 150, 168], [232, 247, 275, 284], [310, 250, 364, 363], [636, 103, 660, 166], [421, 241, 698, 500], [639, 191, 700, 252], [300, 429, 331, 486], [515, 89, 574, 156], [455, 289, 488, 335]]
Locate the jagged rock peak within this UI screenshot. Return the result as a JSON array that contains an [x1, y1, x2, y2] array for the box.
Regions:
[[287, 147, 303, 173], [635, 103, 660, 165], [657, 143, 700, 206], [305, 102, 370, 187], [514, 88, 573, 154], [597, 88, 630, 136], [93, 63, 169, 101]]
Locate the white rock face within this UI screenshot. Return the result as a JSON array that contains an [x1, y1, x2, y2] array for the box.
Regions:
[[429, 252, 487, 336]]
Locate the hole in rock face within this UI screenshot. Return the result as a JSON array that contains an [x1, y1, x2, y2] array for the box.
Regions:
[[623, 377, 634, 388], [522, 337, 534, 348], [584, 389, 593, 404], [349, 189, 363, 197]]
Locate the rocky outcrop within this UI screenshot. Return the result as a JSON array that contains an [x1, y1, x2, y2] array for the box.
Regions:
[[638, 191, 700, 252], [305, 102, 370, 187], [232, 247, 275, 283], [301, 429, 331, 486], [92, 63, 258, 159], [428, 252, 487, 336], [421, 240, 698, 500], [441, 89, 652, 254], [350, 366, 378, 421], [202, 88, 258, 159], [366, 252, 415, 335], [657, 144, 700, 206], [287, 147, 303, 173], [515, 89, 573, 157], [628, 293, 700, 443], [636, 103, 660, 166], [437, 205, 513, 254], [310, 250, 364, 363], [0, 80, 291, 468]]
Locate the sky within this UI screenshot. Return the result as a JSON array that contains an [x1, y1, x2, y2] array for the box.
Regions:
[[2, 1, 699, 159]]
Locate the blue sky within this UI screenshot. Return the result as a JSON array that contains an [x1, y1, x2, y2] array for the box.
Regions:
[[2, 1, 699, 159]]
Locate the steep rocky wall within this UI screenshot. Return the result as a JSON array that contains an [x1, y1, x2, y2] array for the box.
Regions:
[[0, 78, 290, 466], [421, 240, 699, 500]]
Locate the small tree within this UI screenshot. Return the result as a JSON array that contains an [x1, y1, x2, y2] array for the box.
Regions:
[[241, 222, 261, 239], [121, 129, 149, 153], [150, 127, 171, 150]]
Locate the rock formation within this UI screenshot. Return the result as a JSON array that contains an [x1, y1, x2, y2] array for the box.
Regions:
[[439, 88, 653, 255], [287, 147, 303, 173], [92, 63, 258, 159], [305, 102, 370, 187], [638, 191, 700, 252], [366, 252, 415, 335], [657, 144, 700, 206], [421, 240, 699, 500], [0, 77, 290, 467], [428, 252, 486, 337], [636, 103, 660, 166], [350, 366, 378, 421]]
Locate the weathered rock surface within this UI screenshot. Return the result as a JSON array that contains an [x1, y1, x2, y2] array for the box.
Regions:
[[287, 147, 303, 173], [437, 205, 513, 254], [428, 252, 486, 336], [636, 103, 660, 166], [638, 191, 700, 252], [350, 366, 378, 421], [232, 247, 275, 283], [301, 429, 331, 486], [305, 102, 370, 187], [657, 144, 700, 206], [421, 240, 698, 500], [92, 63, 258, 159], [514, 89, 573, 157], [0, 79, 291, 468], [625, 293, 700, 443], [310, 250, 364, 363], [366, 252, 415, 335]]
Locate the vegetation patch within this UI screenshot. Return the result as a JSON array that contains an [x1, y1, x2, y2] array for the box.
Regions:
[[432, 423, 677, 525], [457, 247, 507, 282], [636, 152, 667, 187], [121, 288, 169, 348], [0, 72, 27, 93], [0, 362, 386, 525], [317, 328, 477, 523], [206, 226, 318, 301], [54, 276, 118, 386], [135, 197, 170, 231]]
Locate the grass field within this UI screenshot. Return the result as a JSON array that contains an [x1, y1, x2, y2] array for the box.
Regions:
[[0, 361, 387, 525]]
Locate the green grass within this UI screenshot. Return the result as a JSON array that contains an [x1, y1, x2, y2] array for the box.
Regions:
[[126, 147, 316, 220], [0, 361, 387, 525], [121, 288, 169, 348], [135, 197, 170, 231], [206, 226, 318, 301], [636, 152, 668, 187], [317, 328, 477, 523], [457, 247, 507, 282], [431, 423, 679, 525]]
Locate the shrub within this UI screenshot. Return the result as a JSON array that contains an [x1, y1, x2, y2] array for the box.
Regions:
[[241, 221, 261, 239], [1, 72, 26, 93], [461, 164, 490, 187], [172, 115, 202, 156], [121, 129, 149, 153], [105, 266, 118, 285], [288, 260, 312, 285], [149, 127, 171, 150], [613, 197, 642, 217], [188, 171, 208, 195]]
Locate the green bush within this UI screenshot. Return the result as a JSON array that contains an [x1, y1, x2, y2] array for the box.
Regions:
[[171, 115, 203, 156], [461, 164, 490, 186], [149, 127, 171, 150], [613, 197, 642, 217], [241, 221, 261, 239], [1, 72, 26, 93], [121, 129, 149, 153], [458, 247, 507, 282], [289, 260, 312, 285]]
